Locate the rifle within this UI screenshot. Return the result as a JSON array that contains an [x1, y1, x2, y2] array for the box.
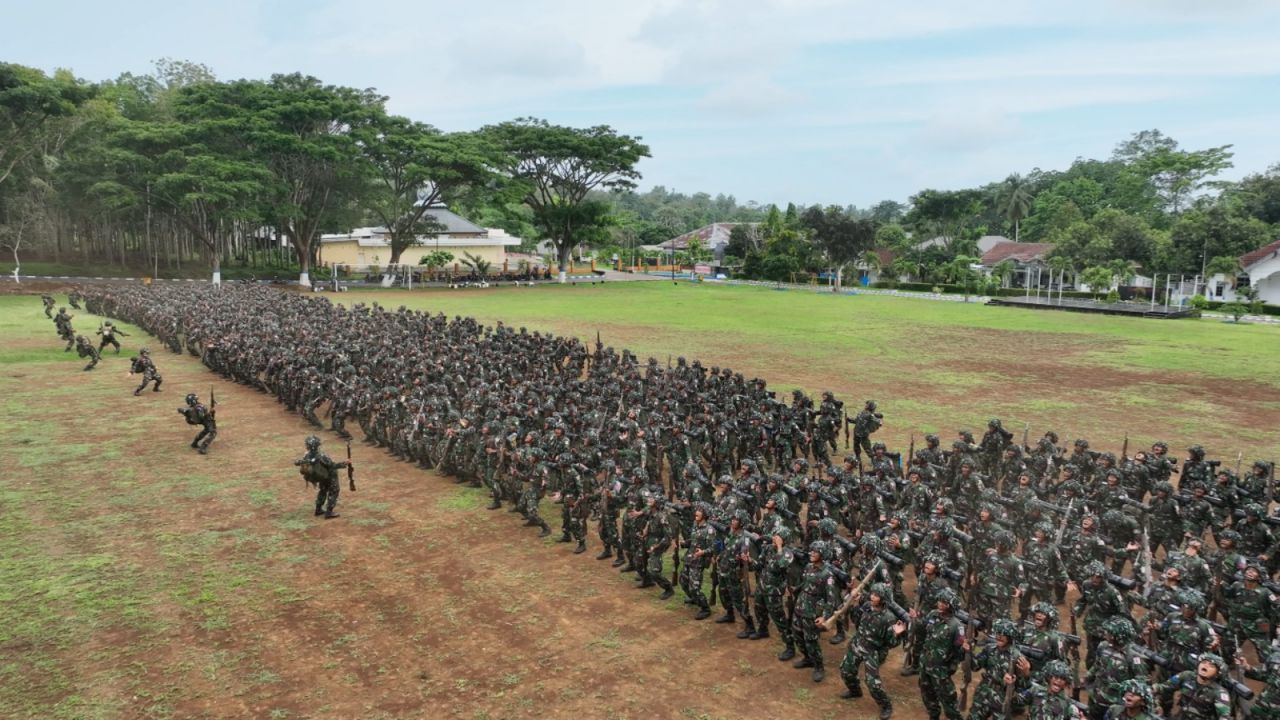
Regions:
[[959, 579, 979, 711], [1002, 649, 1019, 719], [1022, 423, 1030, 454], [843, 409, 850, 449], [709, 565, 719, 606], [908, 433, 915, 469], [818, 559, 882, 630], [210, 386, 217, 416], [1121, 434, 1129, 462], [346, 441, 356, 492]]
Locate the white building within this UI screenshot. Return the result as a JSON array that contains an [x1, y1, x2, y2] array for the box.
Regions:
[[1205, 239, 1280, 304]]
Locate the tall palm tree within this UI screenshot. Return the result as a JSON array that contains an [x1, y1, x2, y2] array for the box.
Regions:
[[1000, 174, 1032, 242]]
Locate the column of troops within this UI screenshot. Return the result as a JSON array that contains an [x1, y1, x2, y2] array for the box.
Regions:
[[54, 285, 1280, 720]]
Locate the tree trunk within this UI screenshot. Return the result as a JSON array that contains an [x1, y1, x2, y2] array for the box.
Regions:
[[211, 254, 221, 285], [557, 242, 571, 284]]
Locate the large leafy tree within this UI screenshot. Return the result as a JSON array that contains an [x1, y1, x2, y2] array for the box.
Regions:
[[905, 188, 985, 246], [355, 115, 497, 270], [800, 205, 876, 290], [0, 64, 90, 192], [1114, 129, 1234, 215], [483, 118, 649, 282], [176, 74, 385, 285]]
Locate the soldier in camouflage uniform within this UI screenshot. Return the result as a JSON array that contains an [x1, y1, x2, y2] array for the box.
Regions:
[[73, 335, 100, 371], [177, 392, 217, 454], [129, 348, 162, 395], [96, 321, 128, 353], [838, 582, 907, 717], [713, 512, 749, 627], [1148, 481, 1182, 559], [968, 618, 1031, 720], [847, 400, 882, 463], [1087, 617, 1148, 720], [974, 530, 1025, 626], [638, 494, 676, 598], [793, 541, 838, 682], [919, 587, 967, 720], [681, 506, 716, 619], [1243, 649, 1280, 720], [1022, 523, 1069, 618], [904, 557, 953, 676], [1104, 679, 1158, 720], [1026, 661, 1085, 720], [54, 307, 75, 350], [1022, 602, 1070, 686], [1071, 560, 1131, 667], [1154, 653, 1233, 720], [1152, 588, 1220, 680], [42, 294, 55, 318], [293, 434, 350, 519], [1222, 562, 1276, 658], [752, 525, 797, 652]]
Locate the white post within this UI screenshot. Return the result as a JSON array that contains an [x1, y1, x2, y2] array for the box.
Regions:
[[211, 269, 222, 285], [1025, 266, 1032, 299], [299, 271, 311, 287]]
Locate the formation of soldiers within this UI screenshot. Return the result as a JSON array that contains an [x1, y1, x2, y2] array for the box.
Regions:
[[53, 285, 1280, 720]]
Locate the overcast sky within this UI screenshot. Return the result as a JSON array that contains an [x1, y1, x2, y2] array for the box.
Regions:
[[9, 0, 1280, 207]]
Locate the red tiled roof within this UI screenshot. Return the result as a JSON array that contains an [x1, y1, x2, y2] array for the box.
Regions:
[[1239, 238, 1280, 269], [980, 242, 1054, 265], [662, 223, 755, 250]]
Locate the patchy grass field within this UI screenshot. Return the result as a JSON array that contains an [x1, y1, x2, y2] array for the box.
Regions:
[[1, 284, 1277, 720]]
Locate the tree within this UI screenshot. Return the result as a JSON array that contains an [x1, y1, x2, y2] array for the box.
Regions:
[[1204, 255, 1242, 286], [1222, 163, 1280, 225], [356, 114, 497, 273], [1080, 265, 1114, 298], [905, 188, 985, 245], [1114, 129, 1234, 214], [1169, 206, 1271, 276], [177, 74, 386, 286], [802, 205, 876, 290], [875, 223, 911, 253], [998, 174, 1032, 241], [868, 199, 906, 224], [0, 64, 89, 192], [483, 118, 649, 283]]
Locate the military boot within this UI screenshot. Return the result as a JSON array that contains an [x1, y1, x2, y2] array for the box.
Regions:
[[792, 655, 814, 669], [487, 499, 501, 510], [737, 618, 756, 639], [574, 540, 586, 554], [324, 511, 340, 519], [714, 610, 735, 624], [557, 533, 572, 543], [596, 548, 613, 560], [315, 507, 325, 516], [657, 579, 675, 600], [877, 702, 892, 719], [537, 522, 551, 537], [840, 684, 863, 699], [811, 661, 824, 683], [694, 605, 711, 621]]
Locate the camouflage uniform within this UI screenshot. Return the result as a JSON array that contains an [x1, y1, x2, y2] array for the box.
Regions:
[[130, 351, 163, 394], [918, 593, 966, 720], [969, 620, 1029, 720], [177, 393, 217, 454], [792, 543, 838, 680], [1154, 665, 1232, 720], [74, 335, 100, 370], [293, 435, 349, 518], [839, 583, 902, 715]]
